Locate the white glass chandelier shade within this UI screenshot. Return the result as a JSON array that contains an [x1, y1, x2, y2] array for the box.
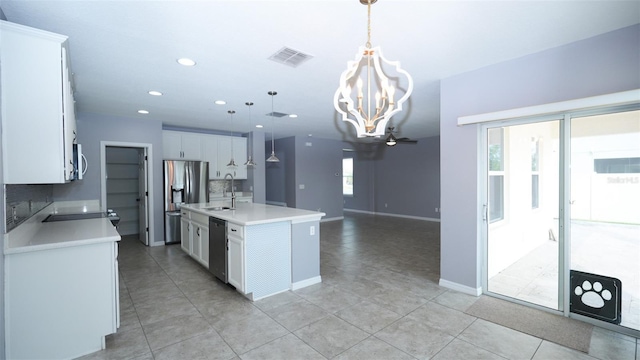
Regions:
[[334, 0, 413, 138], [226, 110, 237, 167], [244, 102, 257, 167], [266, 91, 280, 163], [334, 47, 413, 138]]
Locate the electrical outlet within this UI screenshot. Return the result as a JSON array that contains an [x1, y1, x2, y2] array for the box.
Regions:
[[299, 184, 305, 190], [310, 226, 315, 236], [385, 203, 388, 208], [435, 207, 439, 213]]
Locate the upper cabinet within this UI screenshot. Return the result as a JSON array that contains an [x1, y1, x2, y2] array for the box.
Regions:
[[1, 21, 77, 184], [163, 131, 247, 179], [162, 131, 202, 160]]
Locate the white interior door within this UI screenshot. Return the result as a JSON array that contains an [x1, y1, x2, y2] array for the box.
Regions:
[[138, 149, 149, 246]]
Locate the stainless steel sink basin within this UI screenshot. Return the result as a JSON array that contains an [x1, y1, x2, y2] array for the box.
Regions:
[[204, 206, 235, 211]]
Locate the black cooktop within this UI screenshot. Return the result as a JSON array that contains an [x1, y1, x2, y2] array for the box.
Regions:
[[43, 212, 107, 222]]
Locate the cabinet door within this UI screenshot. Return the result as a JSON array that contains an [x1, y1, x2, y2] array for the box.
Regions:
[[227, 236, 244, 292], [192, 224, 202, 260], [180, 218, 191, 254], [200, 225, 209, 267], [180, 133, 203, 160], [216, 136, 233, 178], [201, 135, 220, 179], [233, 137, 248, 180], [163, 132, 183, 159]]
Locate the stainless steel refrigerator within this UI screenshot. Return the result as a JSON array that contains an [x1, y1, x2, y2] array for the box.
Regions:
[[163, 160, 209, 244]]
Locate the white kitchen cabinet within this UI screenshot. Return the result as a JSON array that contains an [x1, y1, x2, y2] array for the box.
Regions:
[[204, 135, 247, 180], [180, 213, 191, 254], [201, 134, 220, 179], [180, 209, 210, 267], [163, 131, 203, 160], [227, 223, 245, 292], [5, 241, 119, 359], [1, 21, 77, 184]]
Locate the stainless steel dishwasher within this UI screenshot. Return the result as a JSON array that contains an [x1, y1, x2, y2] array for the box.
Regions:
[[208, 217, 228, 283]]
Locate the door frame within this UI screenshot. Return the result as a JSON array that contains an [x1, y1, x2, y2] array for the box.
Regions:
[[475, 95, 640, 337], [100, 141, 155, 247]]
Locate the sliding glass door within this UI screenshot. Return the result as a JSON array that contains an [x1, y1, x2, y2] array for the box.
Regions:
[[569, 110, 640, 330], [485, 120, 561, 310], [484, 107, 640, 332]]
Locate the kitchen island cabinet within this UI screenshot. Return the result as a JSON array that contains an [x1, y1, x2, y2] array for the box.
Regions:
[[180, 202, 324, 300]]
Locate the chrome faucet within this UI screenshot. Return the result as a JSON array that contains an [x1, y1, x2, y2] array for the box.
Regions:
[[223, 173, 236, 209]]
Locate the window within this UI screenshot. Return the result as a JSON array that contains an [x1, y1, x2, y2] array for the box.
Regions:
[[488, 128, 504, 222], [343, 157, 353, 196], [594, 157, 640, 174], [531, 138, 540, 209]]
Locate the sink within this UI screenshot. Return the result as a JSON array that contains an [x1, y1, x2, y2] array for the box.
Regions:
[[204, 206, 235, 211]]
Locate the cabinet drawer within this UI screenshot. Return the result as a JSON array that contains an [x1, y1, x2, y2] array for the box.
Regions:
[[227, 222, 243, 239], [191, 212, 209, 225], [180, 209, 190, 219]]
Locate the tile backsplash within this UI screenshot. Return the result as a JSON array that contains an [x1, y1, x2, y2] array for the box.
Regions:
[[209, 179, 246, 194], [5, 184, 53, 232]]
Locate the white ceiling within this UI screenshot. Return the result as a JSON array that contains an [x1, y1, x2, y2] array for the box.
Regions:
[[2, 1, 638, 142]]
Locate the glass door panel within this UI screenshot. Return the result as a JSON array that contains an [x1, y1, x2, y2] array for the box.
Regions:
[[487, 120, 561, 310], [570, 110, 640, 330]]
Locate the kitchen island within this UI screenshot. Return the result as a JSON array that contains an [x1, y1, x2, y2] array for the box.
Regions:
[[179, 202, 325, 300]]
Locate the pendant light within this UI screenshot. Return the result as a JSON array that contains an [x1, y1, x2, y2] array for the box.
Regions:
[[244, 102, 257, 167], [266, 91, 280, 163], [226, 110, 237, 167]]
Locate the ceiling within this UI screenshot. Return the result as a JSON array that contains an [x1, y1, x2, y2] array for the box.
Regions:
[[2, 1, 638, 142]]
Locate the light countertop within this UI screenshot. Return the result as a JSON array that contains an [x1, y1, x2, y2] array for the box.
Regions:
[[5, 201, 121, 255], [181, 202, 325, 226]]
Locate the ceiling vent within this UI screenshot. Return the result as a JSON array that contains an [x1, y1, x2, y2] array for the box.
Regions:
[[265, 111, 289, 118], [268, 47, 313, 68]]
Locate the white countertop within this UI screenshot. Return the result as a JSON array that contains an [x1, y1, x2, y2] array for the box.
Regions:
[[181, 202, 325, 226], [4, 201, 121, 255]]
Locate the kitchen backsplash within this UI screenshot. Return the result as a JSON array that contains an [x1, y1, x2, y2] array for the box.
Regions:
[[5, 184, 53, 232], [209, 179, 246, 194]]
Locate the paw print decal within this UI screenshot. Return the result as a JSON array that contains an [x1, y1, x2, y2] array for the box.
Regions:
[[574, 280, 612, 309]]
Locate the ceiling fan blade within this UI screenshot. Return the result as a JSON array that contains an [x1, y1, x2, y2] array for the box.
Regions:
[[397, 137, 418, 143]]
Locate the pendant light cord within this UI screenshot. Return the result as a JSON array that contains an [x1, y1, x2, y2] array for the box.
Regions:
[[366, 0, 372, 49]]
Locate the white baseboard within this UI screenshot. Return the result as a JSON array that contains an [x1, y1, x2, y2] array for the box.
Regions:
[[321, 216, 343, 223], [344, 208, 441, 222], [266, 201, 287, 207], [439, 279, 482, 296], [291, 276, 322, 291]]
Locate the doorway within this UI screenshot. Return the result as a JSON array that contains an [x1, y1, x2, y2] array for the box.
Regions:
[[483, 107, 640, 333], [101, 141, 153, 247]]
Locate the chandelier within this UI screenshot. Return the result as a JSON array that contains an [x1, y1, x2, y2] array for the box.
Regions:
[[334, 0, 413, 138]]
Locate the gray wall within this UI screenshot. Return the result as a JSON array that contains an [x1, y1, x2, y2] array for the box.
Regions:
[[0, 5, 5, 351], [291, 221, 320, 283], [265, 136, 344, 219], [247, 131, 266, 204], [344, 136, 441, 219], [439, 24, 640, 292], [293, 137, 343, 217], [53, 112, 165, 245]]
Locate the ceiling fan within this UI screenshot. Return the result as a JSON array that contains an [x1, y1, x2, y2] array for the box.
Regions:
[[385, 127, 417, 146]]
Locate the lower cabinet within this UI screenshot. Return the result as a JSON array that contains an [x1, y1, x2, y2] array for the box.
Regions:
[[227, 234, 244, 291], [180, 209, 209, 268], [180, 216, 191, 254], [5, 241, 119, 359]]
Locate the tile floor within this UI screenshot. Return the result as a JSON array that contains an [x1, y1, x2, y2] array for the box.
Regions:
[[79, 212, 639, 360]]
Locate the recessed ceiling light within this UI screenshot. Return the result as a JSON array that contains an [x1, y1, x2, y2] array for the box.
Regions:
[[214, 100, 226, 105], [289, 114, 298, 118], [177, 58, 196, 66], [255, 124, 263, 128], [138, 110, 149, 114], [148, 90, 162, 96]]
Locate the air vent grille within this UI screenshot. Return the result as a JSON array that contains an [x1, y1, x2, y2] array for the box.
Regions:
[[268, 47, 313, 68], [265, 112, 289, 118]]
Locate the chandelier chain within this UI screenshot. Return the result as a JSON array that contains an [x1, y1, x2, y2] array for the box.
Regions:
[[366, 0, 372, 48]]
